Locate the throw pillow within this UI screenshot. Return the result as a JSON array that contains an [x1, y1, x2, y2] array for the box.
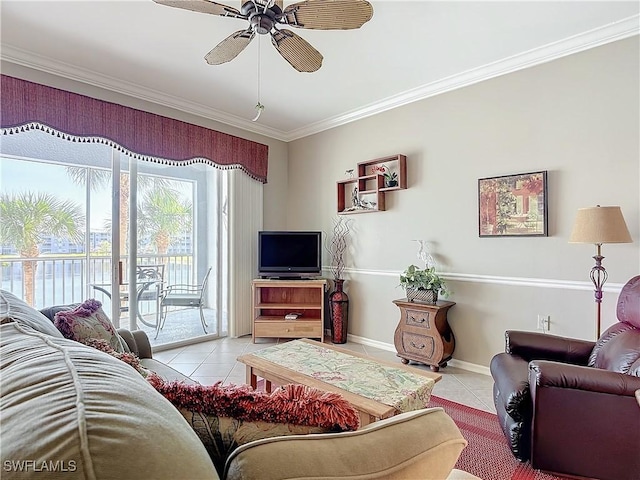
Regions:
[[147, 379, 360, 431], [179, 410, 330, 476], [54, 299, 126, 353], [40, 304, 77, 323], [145, 380, 360, 476], [83, 337, 155, 378]]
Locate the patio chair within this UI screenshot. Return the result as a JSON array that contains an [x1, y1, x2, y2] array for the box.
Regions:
[[158, 267, 212, 339], [91, 264, 164, 329], [134, 264, 165, 328]]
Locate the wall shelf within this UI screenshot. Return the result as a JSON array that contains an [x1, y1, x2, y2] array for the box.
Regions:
[[337, 154, 407, 215]]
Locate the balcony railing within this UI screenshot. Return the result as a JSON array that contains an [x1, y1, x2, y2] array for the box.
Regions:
[[1, 254, 194, 310]]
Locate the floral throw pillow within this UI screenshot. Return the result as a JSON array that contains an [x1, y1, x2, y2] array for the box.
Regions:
[[144, 380, 360, 476], [54, 299, 125, 353], [179, 410, 330, 476]]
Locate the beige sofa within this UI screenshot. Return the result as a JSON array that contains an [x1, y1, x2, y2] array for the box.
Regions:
[[1, 290, 478, 480]]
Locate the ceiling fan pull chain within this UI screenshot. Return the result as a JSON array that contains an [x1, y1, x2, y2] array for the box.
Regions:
[[252, 103, 265, 122], [253, 36, 264, 122]]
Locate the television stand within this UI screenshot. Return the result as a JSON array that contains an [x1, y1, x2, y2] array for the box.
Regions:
[[261, 276, 319, 280], [252, 279, 328, 343]]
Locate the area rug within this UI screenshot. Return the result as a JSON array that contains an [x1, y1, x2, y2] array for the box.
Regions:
[[428, 396, 569, 480]]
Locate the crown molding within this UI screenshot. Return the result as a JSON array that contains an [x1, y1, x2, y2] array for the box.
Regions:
[[2, 14, 637, 143], [285, 14, 640, 141]]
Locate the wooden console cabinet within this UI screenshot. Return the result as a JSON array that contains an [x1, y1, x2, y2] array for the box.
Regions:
[[252, 279, 327, 343], [392, 299, 456, 372]]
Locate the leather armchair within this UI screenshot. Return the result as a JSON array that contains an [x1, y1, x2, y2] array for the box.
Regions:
[[491, 276, 640, 480]]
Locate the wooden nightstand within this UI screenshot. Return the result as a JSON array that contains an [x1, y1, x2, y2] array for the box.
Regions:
[[392, 299, 456, 372]]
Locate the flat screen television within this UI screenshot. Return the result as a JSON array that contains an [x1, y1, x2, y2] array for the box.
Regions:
[[258, 231, 322, 278]]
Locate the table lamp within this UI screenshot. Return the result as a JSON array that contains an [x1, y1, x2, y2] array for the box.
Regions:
[[569, 205, 632, 338]]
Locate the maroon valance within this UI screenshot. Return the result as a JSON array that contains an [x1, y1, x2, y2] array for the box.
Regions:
[[0, 75, 268, 183]]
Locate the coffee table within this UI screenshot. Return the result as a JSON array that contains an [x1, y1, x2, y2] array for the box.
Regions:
[[237, 338, 441, 427]]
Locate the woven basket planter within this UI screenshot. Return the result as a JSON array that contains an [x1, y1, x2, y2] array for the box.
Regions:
[[406, 287, 438, 304]]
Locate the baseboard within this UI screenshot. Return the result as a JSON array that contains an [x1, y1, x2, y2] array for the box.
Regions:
[[447, 359, 491, 376], [347, 333, 396, 353], [347, 333, 491, 376], [152, 332, 222, 352]]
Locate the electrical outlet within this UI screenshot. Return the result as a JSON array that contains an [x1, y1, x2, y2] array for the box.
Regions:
[[537, 315, 550, 332]]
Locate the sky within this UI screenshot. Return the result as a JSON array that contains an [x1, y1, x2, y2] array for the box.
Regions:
[[1, 156, 112, 230], [0, 128, 197, 236], [0, 155, 194, 232]]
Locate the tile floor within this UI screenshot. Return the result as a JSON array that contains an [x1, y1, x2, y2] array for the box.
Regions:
[[154, 335, 497, 414]]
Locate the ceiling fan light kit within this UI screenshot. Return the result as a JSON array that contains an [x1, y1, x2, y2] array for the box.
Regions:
[[153, 0, 374, 72]]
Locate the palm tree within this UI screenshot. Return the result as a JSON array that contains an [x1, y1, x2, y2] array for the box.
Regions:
[[137, 187, 192, 256], [0, 192, 84, 305], [66, 166, 127, 255], [66, 166, 170, 255]]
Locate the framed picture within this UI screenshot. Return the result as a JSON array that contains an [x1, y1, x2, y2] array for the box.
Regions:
[[478, 171, 548, 237]]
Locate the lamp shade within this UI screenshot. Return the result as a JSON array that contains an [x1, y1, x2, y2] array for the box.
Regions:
[[569, 206, 632, 244]]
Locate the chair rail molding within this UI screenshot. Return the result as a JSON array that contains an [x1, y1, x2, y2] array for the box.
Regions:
[[325, 267, 627, 293]]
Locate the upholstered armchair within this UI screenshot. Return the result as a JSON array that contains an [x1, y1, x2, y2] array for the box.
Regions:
[[490, 275, 640, 480]]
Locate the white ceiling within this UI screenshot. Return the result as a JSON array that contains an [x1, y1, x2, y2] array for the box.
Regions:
[[1, 1, 639, 141]]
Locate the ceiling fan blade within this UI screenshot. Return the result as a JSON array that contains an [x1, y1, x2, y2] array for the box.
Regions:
[[153, 0, 244, 19], [281, 0, 373, 30], [271, 29, 322, 72], [205, 29, 255, 65]]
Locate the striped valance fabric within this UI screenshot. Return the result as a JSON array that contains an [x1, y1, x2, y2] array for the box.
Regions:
[[0, 75, 268, 183]]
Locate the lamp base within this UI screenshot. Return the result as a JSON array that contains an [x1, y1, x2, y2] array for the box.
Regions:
[[589, 248, 607, 339]]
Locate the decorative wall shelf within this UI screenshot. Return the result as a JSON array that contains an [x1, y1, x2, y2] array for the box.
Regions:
[[337, 154, 407, 214]]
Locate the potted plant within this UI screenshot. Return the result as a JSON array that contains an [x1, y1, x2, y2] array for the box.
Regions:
[[399, 264, 448, 304], [371, 164, 398, 188], [384, 171, 398, 188]]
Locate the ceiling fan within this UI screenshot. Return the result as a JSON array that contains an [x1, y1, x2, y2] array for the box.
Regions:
[[153, 0, 374, 72]]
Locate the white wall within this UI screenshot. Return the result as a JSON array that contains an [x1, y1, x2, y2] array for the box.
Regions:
[[286, 37, 640, 369]]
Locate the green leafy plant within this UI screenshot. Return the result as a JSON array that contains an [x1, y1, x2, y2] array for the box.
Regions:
[[372, 164, 398, 186], [384, 171, 398, 182], [399, 265, 449, 297]]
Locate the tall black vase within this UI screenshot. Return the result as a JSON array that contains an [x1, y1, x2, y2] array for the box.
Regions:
[[329, 279, 349, 344]]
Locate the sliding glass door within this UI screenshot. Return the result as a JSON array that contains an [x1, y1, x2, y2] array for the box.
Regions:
[[0, 127, 228, 346]]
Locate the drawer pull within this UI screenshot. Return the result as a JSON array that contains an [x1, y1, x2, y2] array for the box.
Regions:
[[409, 316, 425, 323], [410, 342, 425, 350]]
